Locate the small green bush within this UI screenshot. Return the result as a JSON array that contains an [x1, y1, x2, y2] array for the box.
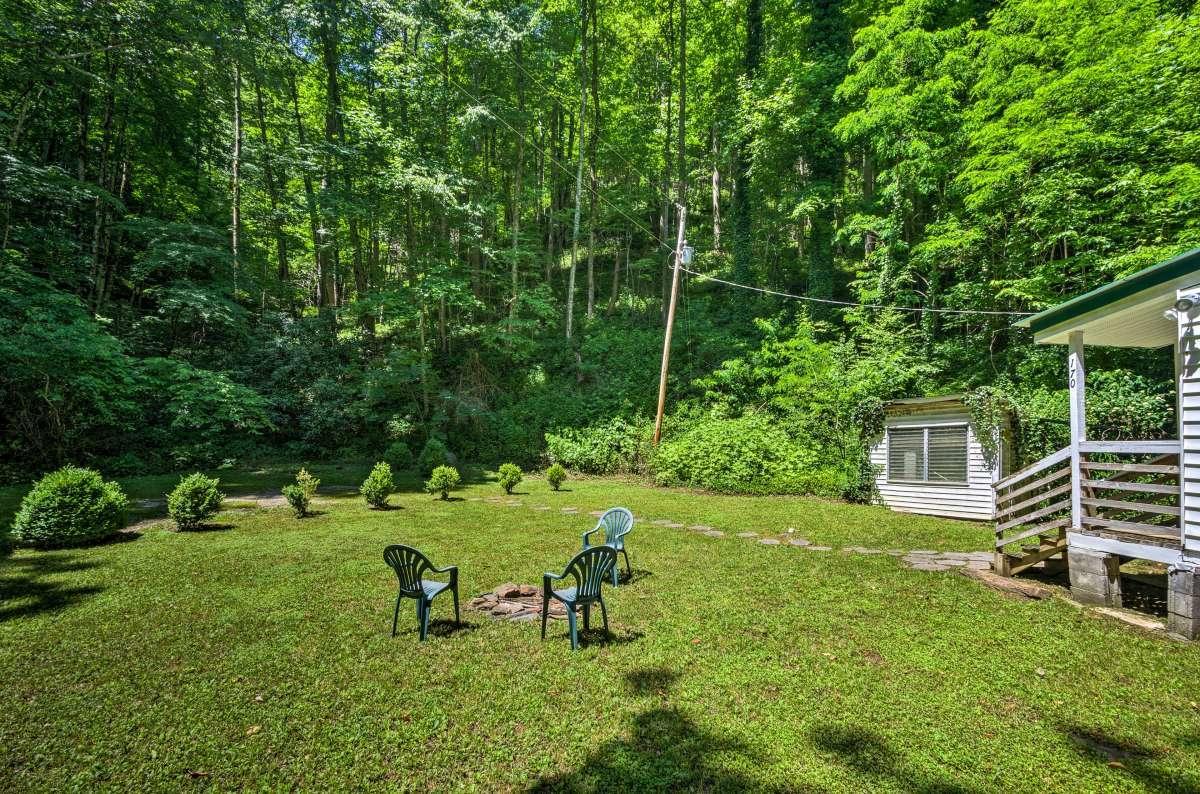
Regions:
[[167, 473, 223, 530], [385, 441, 413, 471], [545, 417, 652, 474], [652, 413, 844, 497], [545, 463, 567, 491], [424, 465, 461, 500], [11, 466, 128, 548], [361, 462, 394, 509], [281, 485, 308, 518], [282, 468, 319, 518], [497, 463, 523, 494], [417, 438, 452, 475]]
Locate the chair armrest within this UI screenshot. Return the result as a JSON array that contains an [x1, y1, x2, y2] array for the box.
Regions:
[[431, 564, 458, 586], [581, 525, 600, 547], [542, 571, 564, 594]]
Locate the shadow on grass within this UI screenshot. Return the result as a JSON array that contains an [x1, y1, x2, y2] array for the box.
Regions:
[[531, 666, 768, 791], [809, 724, 973, 793], [0, 554, 104, 623], [368, 504, 404, 512], [182, 523, 235, 533], [1060, 722, 1195, 793], [425, 618, 481, 639], [618, 568, 653, 586]]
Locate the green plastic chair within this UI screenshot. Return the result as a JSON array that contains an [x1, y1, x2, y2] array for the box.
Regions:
[[582, 507, 634, 586], [383, 544, 459, 641], [542, 545, 617, 650]]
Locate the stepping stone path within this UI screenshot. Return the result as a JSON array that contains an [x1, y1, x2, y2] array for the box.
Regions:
[[899, 550, 992, 572], [469, 583, 567, 622], [440, 495, 993, 576]]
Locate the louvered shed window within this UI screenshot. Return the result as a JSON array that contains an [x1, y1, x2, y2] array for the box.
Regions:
[[887, 425, 969, 484]]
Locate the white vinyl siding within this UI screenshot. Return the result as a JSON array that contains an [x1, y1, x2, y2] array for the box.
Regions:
[[870, 403, 1008, 521]]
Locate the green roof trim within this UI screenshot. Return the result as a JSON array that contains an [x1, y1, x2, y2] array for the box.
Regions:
[[1015, 246, 1200, 334]]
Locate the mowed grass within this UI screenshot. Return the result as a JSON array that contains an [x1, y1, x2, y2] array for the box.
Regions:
[[1, 467, 1199, 791]]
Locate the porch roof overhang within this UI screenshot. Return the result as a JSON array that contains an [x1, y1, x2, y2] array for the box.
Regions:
[[1014, 247, 1200, 347]]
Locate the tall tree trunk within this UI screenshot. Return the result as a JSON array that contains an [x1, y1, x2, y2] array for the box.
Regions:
[[252, 70, 289, 282], [287, 68, 325, 305], [711, 122, 721, 252], [230, 59, 242, 295], [804, 0, 849, 316], [732, 0, 762, 282], [677, 0, 687, 209], [660, 0, 675, 320], [566, 0, 588, 339], [585, 0, 600, 320], [509, 41, 525, 334], [318, 2, 346, 314]]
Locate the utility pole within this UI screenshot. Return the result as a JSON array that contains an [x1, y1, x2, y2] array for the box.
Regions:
[[653, 205, 689, 445]]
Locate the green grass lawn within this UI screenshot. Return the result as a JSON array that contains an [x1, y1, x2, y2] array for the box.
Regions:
[[2, 468, 1199, 791]]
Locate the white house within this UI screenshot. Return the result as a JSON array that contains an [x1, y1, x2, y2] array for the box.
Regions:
[[869, 395, 1011, 521], [1002, 245, 1200, 638]]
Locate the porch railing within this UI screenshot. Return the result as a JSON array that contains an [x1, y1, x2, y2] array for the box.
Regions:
[[993, 440, 1181, 575]]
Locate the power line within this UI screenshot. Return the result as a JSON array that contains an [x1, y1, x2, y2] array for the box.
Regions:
[[679, 266, 1034, 317]]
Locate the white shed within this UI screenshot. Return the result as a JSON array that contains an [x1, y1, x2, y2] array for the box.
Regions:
[[869, 395, 1011, 521]]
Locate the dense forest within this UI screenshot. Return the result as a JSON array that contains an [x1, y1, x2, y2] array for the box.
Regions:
[[1, 0, 1193, 494]]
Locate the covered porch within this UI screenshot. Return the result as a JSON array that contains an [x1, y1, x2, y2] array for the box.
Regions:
[[996, 247, 1200, 637]]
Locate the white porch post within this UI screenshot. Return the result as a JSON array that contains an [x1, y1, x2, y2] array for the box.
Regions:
[[1176, 287, 1200, 562], [1173, 286, 1200, 637], [1068, 331, 1086, 530]]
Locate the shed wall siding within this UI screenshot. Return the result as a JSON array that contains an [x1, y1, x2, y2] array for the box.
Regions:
[[870, 406, 999, 521]]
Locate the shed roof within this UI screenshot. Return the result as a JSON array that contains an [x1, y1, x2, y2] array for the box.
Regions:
[[1014, 247, 1200, 347]]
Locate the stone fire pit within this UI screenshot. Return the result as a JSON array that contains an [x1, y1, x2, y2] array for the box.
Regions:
[[469, 582, 568, 622]]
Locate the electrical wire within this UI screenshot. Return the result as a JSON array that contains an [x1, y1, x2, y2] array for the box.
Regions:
[[679, 266, 1034, 317]]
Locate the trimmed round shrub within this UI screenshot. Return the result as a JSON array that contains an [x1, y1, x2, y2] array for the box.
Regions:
[[417, 438, 452, 476], [497, 463, 523, 495], [361, 461, 394, 509], [545, 463, 567, 491], [424, 465, 461, 500], [167, 473, 224, 530], [11, 466, 128, 548], [385, 441, 413, 472]]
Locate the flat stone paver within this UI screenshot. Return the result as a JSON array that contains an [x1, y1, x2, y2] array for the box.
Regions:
[[737, 532, 759, 538], [689, 525, 713, 531], [759, 538, 781, 545], [703, 530, 725, 538], [589, 510, 606, 518], [788, 538, 811, 547], [808, 545, 832, 551], [651, 519, 674, 526], [664, 522, 684, 528], [533, 506, 551, 511]]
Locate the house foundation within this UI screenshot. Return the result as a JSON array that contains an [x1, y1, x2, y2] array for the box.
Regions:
[[1167, 565, 1200, 639], [1068, 548, 1122, 607]]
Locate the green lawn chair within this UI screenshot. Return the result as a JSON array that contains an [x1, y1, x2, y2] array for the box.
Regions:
[[383, 544, 459, 641], [582, 507, 634, 586], [542, 545, 617, 651]]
